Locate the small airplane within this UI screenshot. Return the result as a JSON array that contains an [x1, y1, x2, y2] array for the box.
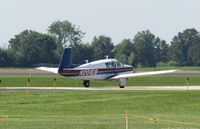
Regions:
[[37, 48, 176, 88]]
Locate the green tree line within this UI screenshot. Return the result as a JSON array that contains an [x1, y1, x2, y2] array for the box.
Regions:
[[0, 20, 200, 67]]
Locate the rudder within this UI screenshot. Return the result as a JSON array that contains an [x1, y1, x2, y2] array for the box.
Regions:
[[59, 48, 72, 70]]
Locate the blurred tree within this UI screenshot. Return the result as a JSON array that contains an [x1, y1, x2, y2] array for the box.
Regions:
[[71, 43, 94, 64], [0, 48, 12, 67], [133, 30, 155, 67], [48, 20, 85, 47], [133, 30, 168, 67], [8, 30, 57, 66], [128, 52, 137, 66], [48, 20, 85, 62], [188, 38, 200, 66], [154, 38, 169, 63], [170, 28, 200, 66], [113, 39, 135, 65], [91, 35, 114, 60]]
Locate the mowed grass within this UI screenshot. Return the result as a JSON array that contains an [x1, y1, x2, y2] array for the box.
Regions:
[[127, 76, 200, 86], [0, 76, 118, 87], [0, 75, 200, 87], [0, 90, 200, 129]]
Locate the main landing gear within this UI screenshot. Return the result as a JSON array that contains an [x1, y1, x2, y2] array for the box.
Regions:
[[119, 78, 127, 88], [83, 79, 126, 88], [83, 80, 90, 87]]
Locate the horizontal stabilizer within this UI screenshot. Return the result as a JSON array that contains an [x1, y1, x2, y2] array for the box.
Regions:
[[111, 70, 176, 79], [36, 67, 58, 74]]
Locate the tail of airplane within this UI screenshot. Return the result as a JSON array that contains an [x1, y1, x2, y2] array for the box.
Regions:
[[58, 48, 72, 70]]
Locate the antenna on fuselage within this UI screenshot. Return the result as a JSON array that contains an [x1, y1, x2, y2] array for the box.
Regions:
[[105, 55, 109, 59], [84, 60, 89, 64]]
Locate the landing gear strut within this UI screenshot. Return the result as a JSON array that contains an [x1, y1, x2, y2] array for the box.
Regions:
[[83, 80, 90, 87], [119, 78, 126, 88]]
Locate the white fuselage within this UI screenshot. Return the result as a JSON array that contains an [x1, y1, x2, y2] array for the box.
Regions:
[[58, 59, 133, 80]]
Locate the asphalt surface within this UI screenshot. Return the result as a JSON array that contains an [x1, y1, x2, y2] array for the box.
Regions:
[[1, 86, 200, 91], [0, 68, 56, 76], [0, 73, 56, 76]]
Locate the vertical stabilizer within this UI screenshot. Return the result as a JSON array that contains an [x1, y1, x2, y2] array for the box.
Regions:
[[59, 48, 72, 70]]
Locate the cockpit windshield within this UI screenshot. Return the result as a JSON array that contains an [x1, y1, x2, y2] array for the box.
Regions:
[[115, 61, 124, 67]]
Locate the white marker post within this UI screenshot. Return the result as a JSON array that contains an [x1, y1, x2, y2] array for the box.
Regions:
[[53, 77, 56, 94], [29, 69, 32, 77], [27, 69, 32, 96], [125, 112, 128, 129], [0, 79, 1, 94], [186, 77, 189, 90], [27, 78, 30, 96]]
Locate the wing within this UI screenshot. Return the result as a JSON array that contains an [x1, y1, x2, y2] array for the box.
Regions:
[[110, 70, 176, 79], [36, 67, 58, 74]]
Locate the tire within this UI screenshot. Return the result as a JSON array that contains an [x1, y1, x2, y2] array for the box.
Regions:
[[119, 85, 125, 88], [83, 80, 90, 87]]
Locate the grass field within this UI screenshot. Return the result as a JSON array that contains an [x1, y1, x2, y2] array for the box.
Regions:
[[0, 90, 200, 129], [0, 75, 200, 87]]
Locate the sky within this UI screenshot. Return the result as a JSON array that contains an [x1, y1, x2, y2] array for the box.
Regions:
[[0, 0, 200, 47]]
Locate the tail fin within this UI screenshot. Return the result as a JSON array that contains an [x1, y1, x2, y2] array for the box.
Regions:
[[59, 48, 72, 70]]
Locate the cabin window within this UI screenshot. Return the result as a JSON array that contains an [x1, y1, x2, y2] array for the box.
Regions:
[[105, 62, 116, 68]]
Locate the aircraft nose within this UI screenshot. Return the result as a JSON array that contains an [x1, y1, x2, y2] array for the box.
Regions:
[[129, 65, 134, 70], [124, 64, 132, 67], [129, 65, 133, 68]]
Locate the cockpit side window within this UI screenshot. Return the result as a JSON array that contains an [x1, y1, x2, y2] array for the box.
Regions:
[[105, 62, 110, 68], [105, 62, 116, 68]]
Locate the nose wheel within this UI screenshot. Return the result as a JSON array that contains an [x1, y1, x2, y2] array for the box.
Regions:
[[83, 80, 90, 87]]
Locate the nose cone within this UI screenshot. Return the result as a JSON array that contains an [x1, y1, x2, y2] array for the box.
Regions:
[[124, 64, 134, 72], [124, 64, 133, 68]]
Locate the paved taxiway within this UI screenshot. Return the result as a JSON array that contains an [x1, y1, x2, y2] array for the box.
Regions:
[[1, 86, 200, 91]]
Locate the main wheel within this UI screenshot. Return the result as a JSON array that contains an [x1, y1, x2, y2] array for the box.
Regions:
[[83, 80, 90, 87]]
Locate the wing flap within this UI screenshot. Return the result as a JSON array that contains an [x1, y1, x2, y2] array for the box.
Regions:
[[111, 70, 176, 79], [36, 67, 58, 74]]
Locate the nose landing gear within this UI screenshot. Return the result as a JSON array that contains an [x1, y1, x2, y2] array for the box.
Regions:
[[119, 78, 126, 88]]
